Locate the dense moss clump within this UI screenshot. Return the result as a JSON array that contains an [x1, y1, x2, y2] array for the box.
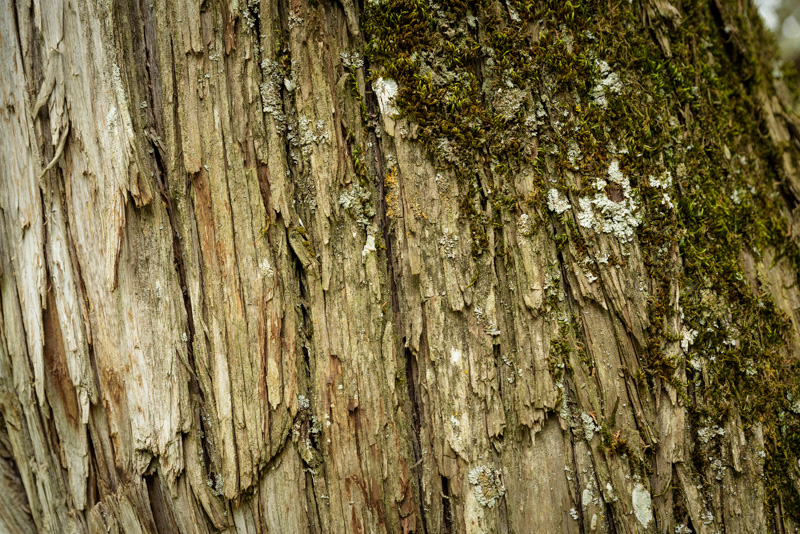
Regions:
[[365, 0, 800, 523]]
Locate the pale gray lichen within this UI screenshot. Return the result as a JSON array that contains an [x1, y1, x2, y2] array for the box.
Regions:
[[590, 60, 623, 108], [517, 213, 533, 237], [339, 51, 364, 69], [576, 160, 641, 243], [260, 258, 274, 278], [567, 139, 583, 169], [697, 425, 725, 444], [680, 329, 699, 352], [288, 10, 304, 29], [506, 0, 521, 22], [484, 322, 501, 336], [649, 170, 675, 208], [547, 188, 571, 214], [468, 465, 506, 508], [544, 264, 563, 303], [298, 395, 310, 411], [787, 392, 800, 414], [362, 234, 376, 257], [649, 170, 673, 190], [373, 77, 399, 117], [207, 473, 224, 496], [700, 510, 714, 525], [439, 229, 459, 258], [339, 184, 375, 228], [106, 106, 118, 131], [581, 412, 599, 441], [632, 483, 653, 528], [259, 59, 287, 130], [493, 86, 527, 121], [582, 488, 593, 509], [241, 0, 260, 31], [297, 116, 330, 157]]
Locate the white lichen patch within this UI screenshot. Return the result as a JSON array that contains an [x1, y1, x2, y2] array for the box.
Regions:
[[298, 395, 310, 411], [697, 425, 725, 444], [468, 465, 506, 508], [297, 116, 330, 157], [339, 51, 364, 69], [439, 228, 459, 258], [106, 106, 119, 131], [547, 188, 571, 214], [787, 393, 800, 414], [450, 415, 461, 429], [517, 213, 533, 237], [576, 160, 641, 243], [450, 347, 462, 365], [373, 77, 399, 117], [700, 510, 714, 525], [544, 265, 563, 303], [680, 329, 698, 352], [362, 234, 376, 257], [649, 170, 672, 190], [260, 258, 274, 278], [506, 0, 521, 22], [567, 139, 583, 169], [590, 60, 623, 108], [649, 170, 675, 208], [632, 483, 653, 527], [484, 322, 501, 336], [582, 488, 593, 509]]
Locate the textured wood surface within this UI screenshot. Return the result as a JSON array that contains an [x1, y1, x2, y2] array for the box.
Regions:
[[1, 0, 800, 532]]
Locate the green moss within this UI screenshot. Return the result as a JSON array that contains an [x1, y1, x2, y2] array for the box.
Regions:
[[365, 0, 800, 522]]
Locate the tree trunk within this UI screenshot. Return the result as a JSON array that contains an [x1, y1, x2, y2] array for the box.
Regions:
[[2, 0, 800, 532]]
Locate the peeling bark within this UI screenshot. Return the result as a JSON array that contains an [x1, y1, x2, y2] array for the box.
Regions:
[[2, 0, 800, 533]]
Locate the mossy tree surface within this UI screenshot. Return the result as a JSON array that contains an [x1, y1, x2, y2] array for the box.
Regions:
[[1, 0, 800, 532]]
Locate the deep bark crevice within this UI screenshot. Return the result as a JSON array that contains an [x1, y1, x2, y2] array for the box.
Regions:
[[605, 499, 618, 534], [403, 344, 428, 534], [364, 63, 430, 532], [149, 135, 202, 401], [145, 473, 179, 534], [441, 475, 452, 534]]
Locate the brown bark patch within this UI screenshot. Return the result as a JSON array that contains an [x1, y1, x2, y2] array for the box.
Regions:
[[43, 284, 80, 428]]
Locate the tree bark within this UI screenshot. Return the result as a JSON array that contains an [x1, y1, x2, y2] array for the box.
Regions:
[[1, 0, 800, 532]]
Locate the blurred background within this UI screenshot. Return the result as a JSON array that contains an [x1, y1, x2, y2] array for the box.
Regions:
[[756, 0, 800, 65]]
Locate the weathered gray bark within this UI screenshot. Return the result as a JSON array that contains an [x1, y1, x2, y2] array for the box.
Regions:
[[1, 0, 800, 532]]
